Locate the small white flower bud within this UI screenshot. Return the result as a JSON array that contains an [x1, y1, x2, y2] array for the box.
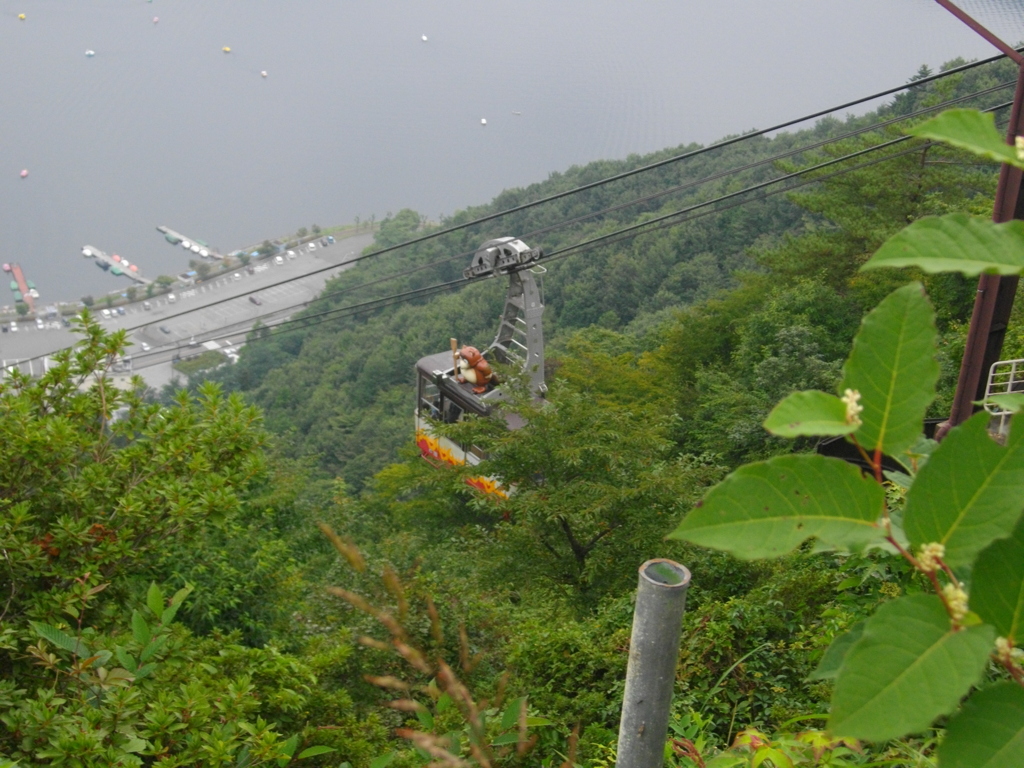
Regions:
[[1016, 136, 1024, 162], [942, 582, 969, 623], [917, 542, 945, 573], [841, 388, 864, 426], [996, 637, 1014, 664]]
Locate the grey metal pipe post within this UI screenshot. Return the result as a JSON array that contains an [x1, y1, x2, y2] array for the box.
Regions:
[[617, 559, 691, 768]]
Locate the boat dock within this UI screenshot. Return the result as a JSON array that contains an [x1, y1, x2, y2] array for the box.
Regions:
[[156, 226, 224, 260], [5, 263, 37, 313], [81, 246, 152, 285]]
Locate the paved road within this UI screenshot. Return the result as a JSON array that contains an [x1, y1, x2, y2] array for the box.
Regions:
[[0, 231, 376, 388]]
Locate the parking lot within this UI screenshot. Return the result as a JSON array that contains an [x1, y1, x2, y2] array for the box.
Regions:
[[0, 231, 376, 388]]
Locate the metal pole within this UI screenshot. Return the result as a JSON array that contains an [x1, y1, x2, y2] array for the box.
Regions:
[[939, 63, 1024, 438], [931, 3, 1024, 439], [617, 559, 691, 768]]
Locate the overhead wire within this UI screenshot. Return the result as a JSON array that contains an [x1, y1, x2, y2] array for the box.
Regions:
[[14, 52, 1021, 371], [118, 99, 1015, 371], [118, 73, 1020, 344], [86, 48, 1024, 336]]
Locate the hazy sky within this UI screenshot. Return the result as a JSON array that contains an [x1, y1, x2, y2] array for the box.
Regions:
[[1, 0, 1020, 300]]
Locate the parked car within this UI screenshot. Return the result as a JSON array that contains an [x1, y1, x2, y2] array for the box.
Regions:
[[116, 306, 126, 315], [159, 325, 171, 334], [286, 250, 297, 259], [246, 265, 255, 274], [249, 295, 262, 305], [167, 293, 177, 303], [140, 342, 152, 351], [1, 325, 7, 333], [101, 308, 111, 319], [233, 272, 242, 281], [274, 255, 284, 265], [143, 300, 152, 310], [320, 237, 329, 246], [307, 242, 316, 251], [9, 321, 17, 332], [188, 336, 198, 347], [327, 235, 335, 244], [35, 318, 45, 330]]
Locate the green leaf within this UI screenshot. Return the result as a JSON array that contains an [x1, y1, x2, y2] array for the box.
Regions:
[[981, 393, 1024, 414], [808, 621, 865, 681], [146, 582, 164, 617], [669, 454, 884, 559], [763, 390, 857, 438], [907, 108, 1024, 168], [436, 692, 453, 714], [415, 708, 434, 732], [863, 214, 1024, 276], [840, 282, 938, 459], [501, 696, 526, 730], [140, 635, 167, 663], [368, 752, 395, 768], [939, 683, 1024, 768], [131, 610, 151, 646], [525, 717, 554, 727], [296, 746, 337, 759], [135, 662, 157, 679], [828, 594, 994, 741], [276, 734, 300, 767], [972, 515, 1024, 642], [122, 737, 148, 754], [29, 621, 90, 657], [92, 649, 113, 667], [904, 411, 1024, 568], [115, 646, 137, 673]]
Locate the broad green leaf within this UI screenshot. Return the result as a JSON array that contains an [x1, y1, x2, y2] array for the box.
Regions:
[[939, 683, 1024, 768], [972, 515, 1024, 642], [146, 582, 164, 617], [670, 454, 884, 559], [904, 411, 1024, 568], [808, 621, 865, 681], [908, 108, 1024, 168], [296, 746, 337, 759], [131, 610, 151, 646], [29, 621, 90, 657], [92, 649, 113, 667], [415, 708, 434, 732], [436, 692, 452, 714], [981, 393, 1024, 414], [501, 696, 526, 730], [841, 283, 938, 459], [140, 635, 167, 663], [763, 390, 857, 438], [491, 733, 523, 746], [863, 214, 1024, 276], [122, 737, 148, 754], [135, 662, 157, 679], [828, 595, 994, 741], [115, 646, 137, 673], [525, 716, 554, 727], [369, 752, 396, 768], [276, 734, 300, 767]]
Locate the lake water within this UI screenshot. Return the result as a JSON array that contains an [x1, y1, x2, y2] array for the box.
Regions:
[[0, 0, 1016, 302]]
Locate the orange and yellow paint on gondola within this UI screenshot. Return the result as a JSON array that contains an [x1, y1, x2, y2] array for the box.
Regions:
[[416, 431, 507, 498]]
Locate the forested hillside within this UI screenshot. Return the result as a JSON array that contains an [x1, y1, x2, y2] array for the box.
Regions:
[[6, 54, 1024, 768], [212, 55, 1014, 489]]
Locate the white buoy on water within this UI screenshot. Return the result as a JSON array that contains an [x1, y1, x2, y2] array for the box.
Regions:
[[19, 170, 28, 179], [421, 35, 428, 42], [85, 49, 95, 57], [480, 118, 487, 126], [153, 16, 159, 23], [261, 70, 268, 78]]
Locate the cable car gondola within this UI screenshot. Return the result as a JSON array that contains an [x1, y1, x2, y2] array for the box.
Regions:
[[414, 237, 546, 490]]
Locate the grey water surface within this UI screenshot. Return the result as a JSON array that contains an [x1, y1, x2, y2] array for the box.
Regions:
[[0, 0, 1016, 302]]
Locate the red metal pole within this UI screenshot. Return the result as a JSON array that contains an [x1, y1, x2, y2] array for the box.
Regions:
[[939, 61, 1024, 438]]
